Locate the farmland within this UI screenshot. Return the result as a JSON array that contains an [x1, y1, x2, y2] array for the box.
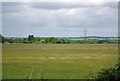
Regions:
[[2, 44, 118, 79]]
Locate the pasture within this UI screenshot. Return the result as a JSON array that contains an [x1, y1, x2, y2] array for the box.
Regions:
[[2, 44, 118, 79]]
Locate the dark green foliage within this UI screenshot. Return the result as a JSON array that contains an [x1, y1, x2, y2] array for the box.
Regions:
[[5, 38, 13, 43], [13, 38, 23, 43], [0, 34, 5, 43], [96, 63, 120, 81], [41, 37, 65, 44], [1, 34, 119, 44], [0, 34, 2, 43], [28, 35, 34, 43]]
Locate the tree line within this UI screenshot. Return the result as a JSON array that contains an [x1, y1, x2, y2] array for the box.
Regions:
[[0, 34, 119, 44]]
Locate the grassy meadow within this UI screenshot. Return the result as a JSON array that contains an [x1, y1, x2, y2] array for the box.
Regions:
[[2, 44, 118, 79]]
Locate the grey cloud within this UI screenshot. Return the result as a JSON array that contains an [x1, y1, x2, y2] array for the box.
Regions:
[[29, 2, 118, 10], [2, 2, 29, 13], [2, 2, 118, 37], [2, 2, 117, 13]]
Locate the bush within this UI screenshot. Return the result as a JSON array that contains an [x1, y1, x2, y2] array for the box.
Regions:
[[96, 63, 120, 81]]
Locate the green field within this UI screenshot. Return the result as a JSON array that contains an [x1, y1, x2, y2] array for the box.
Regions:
[[2, 44, 118, 79]]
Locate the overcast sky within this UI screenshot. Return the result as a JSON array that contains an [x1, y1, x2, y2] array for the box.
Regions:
[[1, 1, 118, 37]]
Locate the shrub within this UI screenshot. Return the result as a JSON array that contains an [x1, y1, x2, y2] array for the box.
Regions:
[[96, 63, 120, 81]]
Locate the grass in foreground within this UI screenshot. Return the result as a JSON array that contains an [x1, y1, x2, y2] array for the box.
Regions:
[[2, 44, 118, 79]]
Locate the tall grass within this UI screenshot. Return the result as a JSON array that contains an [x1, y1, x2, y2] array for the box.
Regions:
[[2, 44, 118, 79]]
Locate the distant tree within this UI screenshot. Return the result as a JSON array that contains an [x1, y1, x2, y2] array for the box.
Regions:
[[0, 34, 5, 43], [61, 39, 65, 44], [7, 38, 13, 43], [64, 40, 70, 44], [0, 34, 2, 43], [13, 38, 23, 43], [34, 37, 41, 42], [28, 35, 34, 43]]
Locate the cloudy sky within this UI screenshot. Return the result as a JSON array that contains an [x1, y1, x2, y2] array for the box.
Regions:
[[1, 0, 118, 37]]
